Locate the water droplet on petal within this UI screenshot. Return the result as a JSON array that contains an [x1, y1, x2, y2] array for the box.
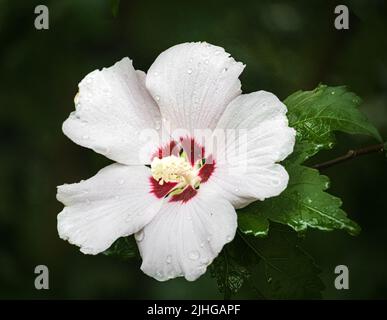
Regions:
[[156, 270, 164, 278], [166, 255, 172, 264], [187, 68, 193, 74], [226, 235, 233, 242], [114, 195, 120, 200], [188, 250, 200, 260], [135, 230, 144, 242], [82, 135, 89, 140], [154, 71, 159, 76], [204, 59, 209, 65], [118, 179, 125, 185], [214, 50, 221, 56], [200, 242, 205, 248], [155, 95, 160, 101]]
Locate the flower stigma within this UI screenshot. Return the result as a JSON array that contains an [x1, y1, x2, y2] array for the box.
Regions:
[[151, 153, 202, 193]]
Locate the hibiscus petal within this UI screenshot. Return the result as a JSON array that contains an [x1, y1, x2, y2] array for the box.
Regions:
[[136, 188, 237, 281], [146, 42, 245, 135], [57, 164, 162, 255], [208, 91, 296, 208], [63, 58, 161, 165]]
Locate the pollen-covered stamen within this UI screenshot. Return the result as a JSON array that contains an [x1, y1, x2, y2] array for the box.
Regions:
[[151, 154, 201, 189]]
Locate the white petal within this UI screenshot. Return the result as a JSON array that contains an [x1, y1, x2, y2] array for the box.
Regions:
[[208, 91, 296, 208], [57, 164, 162, 255], [137, 188, 237, 281], [146, 42, 245, 135], [63, 58, 161, 165]]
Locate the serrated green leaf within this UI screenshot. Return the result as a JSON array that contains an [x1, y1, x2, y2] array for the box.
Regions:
[[285, 85, 382, 152], [238, 163, 360, 236], [103, 236, 139, 260]]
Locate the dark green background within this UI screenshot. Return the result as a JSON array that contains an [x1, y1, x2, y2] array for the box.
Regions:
[[1, 0, 386, 299]]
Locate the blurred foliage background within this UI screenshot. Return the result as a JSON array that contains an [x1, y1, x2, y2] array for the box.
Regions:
[[0, 0, 386, 299]]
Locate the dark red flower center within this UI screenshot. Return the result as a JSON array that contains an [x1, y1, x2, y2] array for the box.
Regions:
[[149, 136, 215, 203]]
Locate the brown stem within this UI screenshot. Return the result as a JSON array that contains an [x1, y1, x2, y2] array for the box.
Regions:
[[312, 143, 385, 170]]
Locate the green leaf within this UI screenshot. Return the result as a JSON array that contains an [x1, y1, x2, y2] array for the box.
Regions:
[[210, 233, 260, 299], [238, 207, 269, 237], [103, 236, 139, 260], [242, 225, 325, 299], [239, 163, 360, 236], [211, 225, 324, 299], [285, 85, 382, 156]]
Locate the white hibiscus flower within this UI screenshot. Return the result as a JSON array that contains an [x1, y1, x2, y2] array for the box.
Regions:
[[57, 42, 296, 281]]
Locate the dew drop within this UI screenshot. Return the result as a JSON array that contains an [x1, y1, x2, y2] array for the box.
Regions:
[[200, 242, 205, 248], [234, 188, 239, 192], [118, 179, 125, 185], [331, 91, 335, 95], [166, 255, 172, 264], [154, 71, 159, 76], [156, 270, 164, 278], [204, 59, 209, 65], [206, 236, 212, 242], [187, 68, 193, 74], [267, 277, 272, 283], [114, 195, 120, 200], [155, 95, 160, 101], [188, 250, 200, 260], [214, 50, 221, 56], [135, 230, 144, 242], [82, 135, 89, 140]]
